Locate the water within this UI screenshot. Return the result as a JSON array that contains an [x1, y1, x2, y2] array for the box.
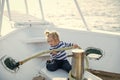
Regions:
[[43, 0, 120, 32], [2, 0, 120, 35], [79, 0, 120, 32]]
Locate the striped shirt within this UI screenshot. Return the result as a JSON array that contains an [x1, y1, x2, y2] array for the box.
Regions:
[[49, 41, 73, 60]]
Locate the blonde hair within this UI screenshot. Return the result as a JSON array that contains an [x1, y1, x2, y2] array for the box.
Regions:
[[45, 31, 60, 41]]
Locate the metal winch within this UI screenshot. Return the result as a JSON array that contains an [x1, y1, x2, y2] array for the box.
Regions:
[[69, 49, 85, 80]]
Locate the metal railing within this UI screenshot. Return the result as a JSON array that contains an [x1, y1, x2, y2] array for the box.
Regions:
[[0, 0, 90, 36]]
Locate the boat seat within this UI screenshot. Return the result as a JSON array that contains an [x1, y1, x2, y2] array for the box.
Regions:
[[41, 66, 68, 80], [40, 57, 72, 80]]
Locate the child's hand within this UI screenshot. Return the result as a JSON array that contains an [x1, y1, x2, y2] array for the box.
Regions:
[[73, 44, 81, 49], [51, 50, 57, 55]]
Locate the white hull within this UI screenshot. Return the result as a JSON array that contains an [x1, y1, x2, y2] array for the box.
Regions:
[[0, 22, 120, 80]]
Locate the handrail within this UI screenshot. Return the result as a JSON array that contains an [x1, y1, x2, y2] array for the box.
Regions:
[[39, 0, 45, 21], [73, 0, 90, 31], [0, 0, 45, 36], [0, 0, 5, 36], [6, 0, 11, 21], [24, 0, 29, 14], [0, 0, 90, 36]]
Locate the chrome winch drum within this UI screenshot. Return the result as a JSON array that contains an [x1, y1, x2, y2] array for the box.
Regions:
[[71, 49, 84, 80]]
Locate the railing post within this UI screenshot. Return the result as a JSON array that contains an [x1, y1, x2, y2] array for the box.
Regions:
[[0, 0, 5, 36], [38, 0, 45, 21], [73, 0, 90, 31], [24, 0, 29, 14], [6, 0, 11, 21]]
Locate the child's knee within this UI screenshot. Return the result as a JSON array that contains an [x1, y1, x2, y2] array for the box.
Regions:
[[46, 64, 57, 71], [46, 61, 57, 71]]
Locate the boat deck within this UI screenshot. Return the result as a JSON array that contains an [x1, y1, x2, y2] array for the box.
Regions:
[[88, 69, 120, 80]]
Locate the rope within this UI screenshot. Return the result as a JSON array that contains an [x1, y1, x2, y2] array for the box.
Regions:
[[19, 46, 75, 65]]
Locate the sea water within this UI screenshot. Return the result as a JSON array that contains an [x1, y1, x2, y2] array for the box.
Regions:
[[42, 0, 120, 32], [2, 0, 120, 36]]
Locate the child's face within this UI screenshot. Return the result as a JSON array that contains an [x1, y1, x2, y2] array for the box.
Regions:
[[47, 36, 59, 47]]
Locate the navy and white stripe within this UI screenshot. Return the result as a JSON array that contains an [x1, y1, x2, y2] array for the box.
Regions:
[[49, 41, 73, 60]]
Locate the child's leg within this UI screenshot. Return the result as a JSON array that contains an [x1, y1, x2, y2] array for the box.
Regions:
[[62, 60, 71, 73], [46, 60, 58, 71]]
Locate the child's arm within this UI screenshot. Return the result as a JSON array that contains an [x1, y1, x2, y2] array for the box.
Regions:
[[64, 42, 80, 49]]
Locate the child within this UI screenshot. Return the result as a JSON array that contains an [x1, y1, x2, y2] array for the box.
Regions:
[[45, 31, 79, 73]]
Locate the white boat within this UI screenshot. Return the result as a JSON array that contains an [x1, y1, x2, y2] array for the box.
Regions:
[[0, 0, 120, 80]]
